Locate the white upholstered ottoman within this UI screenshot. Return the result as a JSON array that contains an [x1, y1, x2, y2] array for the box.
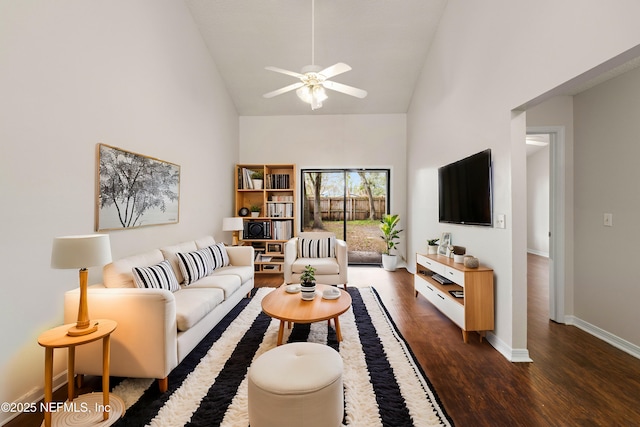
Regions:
[[248, 342, 344, 427]]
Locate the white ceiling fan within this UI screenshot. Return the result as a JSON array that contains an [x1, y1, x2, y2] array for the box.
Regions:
[[262, 0, 368, 110]]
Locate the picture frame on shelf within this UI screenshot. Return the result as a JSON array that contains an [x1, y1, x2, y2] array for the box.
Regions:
[[438, 232, 451, 256]]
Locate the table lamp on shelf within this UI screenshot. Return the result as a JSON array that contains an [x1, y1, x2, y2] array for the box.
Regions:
[[223, 217, 244, 246], [51, 234, 112, 336]]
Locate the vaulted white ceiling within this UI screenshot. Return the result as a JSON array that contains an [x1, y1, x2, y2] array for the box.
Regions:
[[185, 0, 448, 116]]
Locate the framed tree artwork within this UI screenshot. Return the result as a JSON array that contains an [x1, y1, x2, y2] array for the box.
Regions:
[[96, 144, 180, 231]]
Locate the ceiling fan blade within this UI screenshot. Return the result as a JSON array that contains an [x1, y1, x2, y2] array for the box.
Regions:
[[318, 62, 352, 79], [263, 82, 305, 99], [265, 66, 305, 79], [322, 80, 368, 99]]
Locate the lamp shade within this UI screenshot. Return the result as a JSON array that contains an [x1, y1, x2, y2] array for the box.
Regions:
[[222, 217, 244, 231], [51, 234, 112, 269]]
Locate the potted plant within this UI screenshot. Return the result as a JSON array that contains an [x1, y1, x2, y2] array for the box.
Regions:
[[251, 170, 264, 189], [380, 214, 403, 271], [300, 265, 316, 300], [427, 238, 439, 255], [250, 204, 261, 217]]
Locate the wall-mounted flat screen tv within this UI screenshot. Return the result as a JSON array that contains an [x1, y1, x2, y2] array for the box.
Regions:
[[438, 149, 493, 226]]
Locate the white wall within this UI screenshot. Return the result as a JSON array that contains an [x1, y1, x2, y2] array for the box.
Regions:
[[527, 146, 550, 257], [573, 66, 640, 346], [0, 0, 238, 420], [239, 114, 407, 260], [407, 0, 640, 360]]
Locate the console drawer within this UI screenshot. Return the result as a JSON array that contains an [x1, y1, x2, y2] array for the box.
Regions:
[[414, 277, 464, 328], [416, 254, 445, 276], [443, 266, 465, 286]]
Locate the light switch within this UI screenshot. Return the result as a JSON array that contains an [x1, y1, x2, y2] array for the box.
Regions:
[[604, 213, 613, 227]]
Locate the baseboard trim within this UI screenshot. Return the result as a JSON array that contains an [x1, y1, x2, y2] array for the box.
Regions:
[[565, 315, 640, 360], [0, 371, 67, 426], [526, 249, 549, 258], [486, 332, 533, 363]]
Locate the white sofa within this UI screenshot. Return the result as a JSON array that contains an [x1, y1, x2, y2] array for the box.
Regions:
[[64, 235, 254, 392]]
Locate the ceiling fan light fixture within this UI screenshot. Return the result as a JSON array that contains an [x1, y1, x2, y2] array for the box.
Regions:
[[296, 84, 327, 110]]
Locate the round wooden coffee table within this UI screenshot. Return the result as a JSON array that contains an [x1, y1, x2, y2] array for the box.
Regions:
[[262, 284, 352, 346]]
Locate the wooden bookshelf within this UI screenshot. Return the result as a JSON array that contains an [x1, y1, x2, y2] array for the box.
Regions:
[[235, 164, 296, 274]]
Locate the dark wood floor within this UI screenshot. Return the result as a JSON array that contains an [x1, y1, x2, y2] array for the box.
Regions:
[[9, 254, 640, 426]]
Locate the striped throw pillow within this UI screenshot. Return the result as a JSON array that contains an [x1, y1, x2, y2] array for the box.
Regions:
[[176, 247, 215, 285], [132, 260, 180, 292], [298, 237, 336, 258], [206, 243, 230, 270]]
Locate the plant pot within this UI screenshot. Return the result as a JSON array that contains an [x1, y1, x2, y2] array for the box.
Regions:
[[427, 245, 438, 255], [252, 179, 263, 190], [251, 211, 260, 217], [301, 282, 316, 300], [381, 254, 398, 271]]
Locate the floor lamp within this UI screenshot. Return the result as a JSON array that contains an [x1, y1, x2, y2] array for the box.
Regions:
[[223, 217, 244, 246], [51, 234, 112, 336]]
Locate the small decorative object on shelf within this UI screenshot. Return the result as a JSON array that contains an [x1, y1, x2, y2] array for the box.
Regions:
[[427, 238, 439, 254], [239, 207, 250, 217], [251, 170, 264, 189], [250, 204, 261, 217], [300, 265, 316, 300], [453, 246, 466, 263], [464, 256, 479, 269]]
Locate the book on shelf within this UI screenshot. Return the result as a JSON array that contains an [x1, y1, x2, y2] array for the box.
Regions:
[[271, 220, 293, 240], [239, 167, 258, 189], [265, 173, 290, 189], [267, 202, 294, 217]]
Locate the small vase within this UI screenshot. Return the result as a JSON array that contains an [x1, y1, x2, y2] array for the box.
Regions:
[[301, 282, 316, 300], [427, 245, 438, 255]]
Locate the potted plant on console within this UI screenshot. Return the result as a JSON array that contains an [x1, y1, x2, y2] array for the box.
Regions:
[[380, 214, 403, 271], [427, 238, 439, 255], [300, 265, 316, 300]]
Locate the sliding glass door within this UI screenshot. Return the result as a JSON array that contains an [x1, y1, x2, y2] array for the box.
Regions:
[[301, 169, 389, 265]]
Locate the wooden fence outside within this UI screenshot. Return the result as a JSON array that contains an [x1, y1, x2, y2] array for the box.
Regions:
[[306, 196, 386, 221]]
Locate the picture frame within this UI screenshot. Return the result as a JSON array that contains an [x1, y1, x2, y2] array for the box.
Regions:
[[438, 232, 451, 256], [96, 144, 180, 231]]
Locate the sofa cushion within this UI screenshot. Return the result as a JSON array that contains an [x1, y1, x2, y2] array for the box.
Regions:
[[132, 260, 180, 292], [292, 258, 340, 275], [186, 273, 242, 299], [206, 243, 230, 270], [177, 247, 215, 285], [160, 241, 198, 284], [174, 288, 225, 332], [212, 265, 254, 284], [103, 249, 164, 288], [298, 236, 336, 258]]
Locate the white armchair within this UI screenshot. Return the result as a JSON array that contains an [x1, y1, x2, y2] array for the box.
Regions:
[[284, 232, 348, 288]]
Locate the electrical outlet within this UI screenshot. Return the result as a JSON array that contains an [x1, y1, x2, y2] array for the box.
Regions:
[[604, 213, 613, 227], [496, 214, 506, 229]]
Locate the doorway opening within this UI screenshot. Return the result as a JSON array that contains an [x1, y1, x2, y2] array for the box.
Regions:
[[300, 169, 390, 265]]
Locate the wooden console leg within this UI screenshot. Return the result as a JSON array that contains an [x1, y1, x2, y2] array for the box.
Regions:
[[462, 329, 469, 343], [158, 377, 168, 393]]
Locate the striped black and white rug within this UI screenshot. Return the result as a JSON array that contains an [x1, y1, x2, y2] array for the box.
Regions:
[[110, 287, 454, 426]]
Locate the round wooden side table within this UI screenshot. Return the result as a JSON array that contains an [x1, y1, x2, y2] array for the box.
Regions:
[[37, 319, 117, 427]]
